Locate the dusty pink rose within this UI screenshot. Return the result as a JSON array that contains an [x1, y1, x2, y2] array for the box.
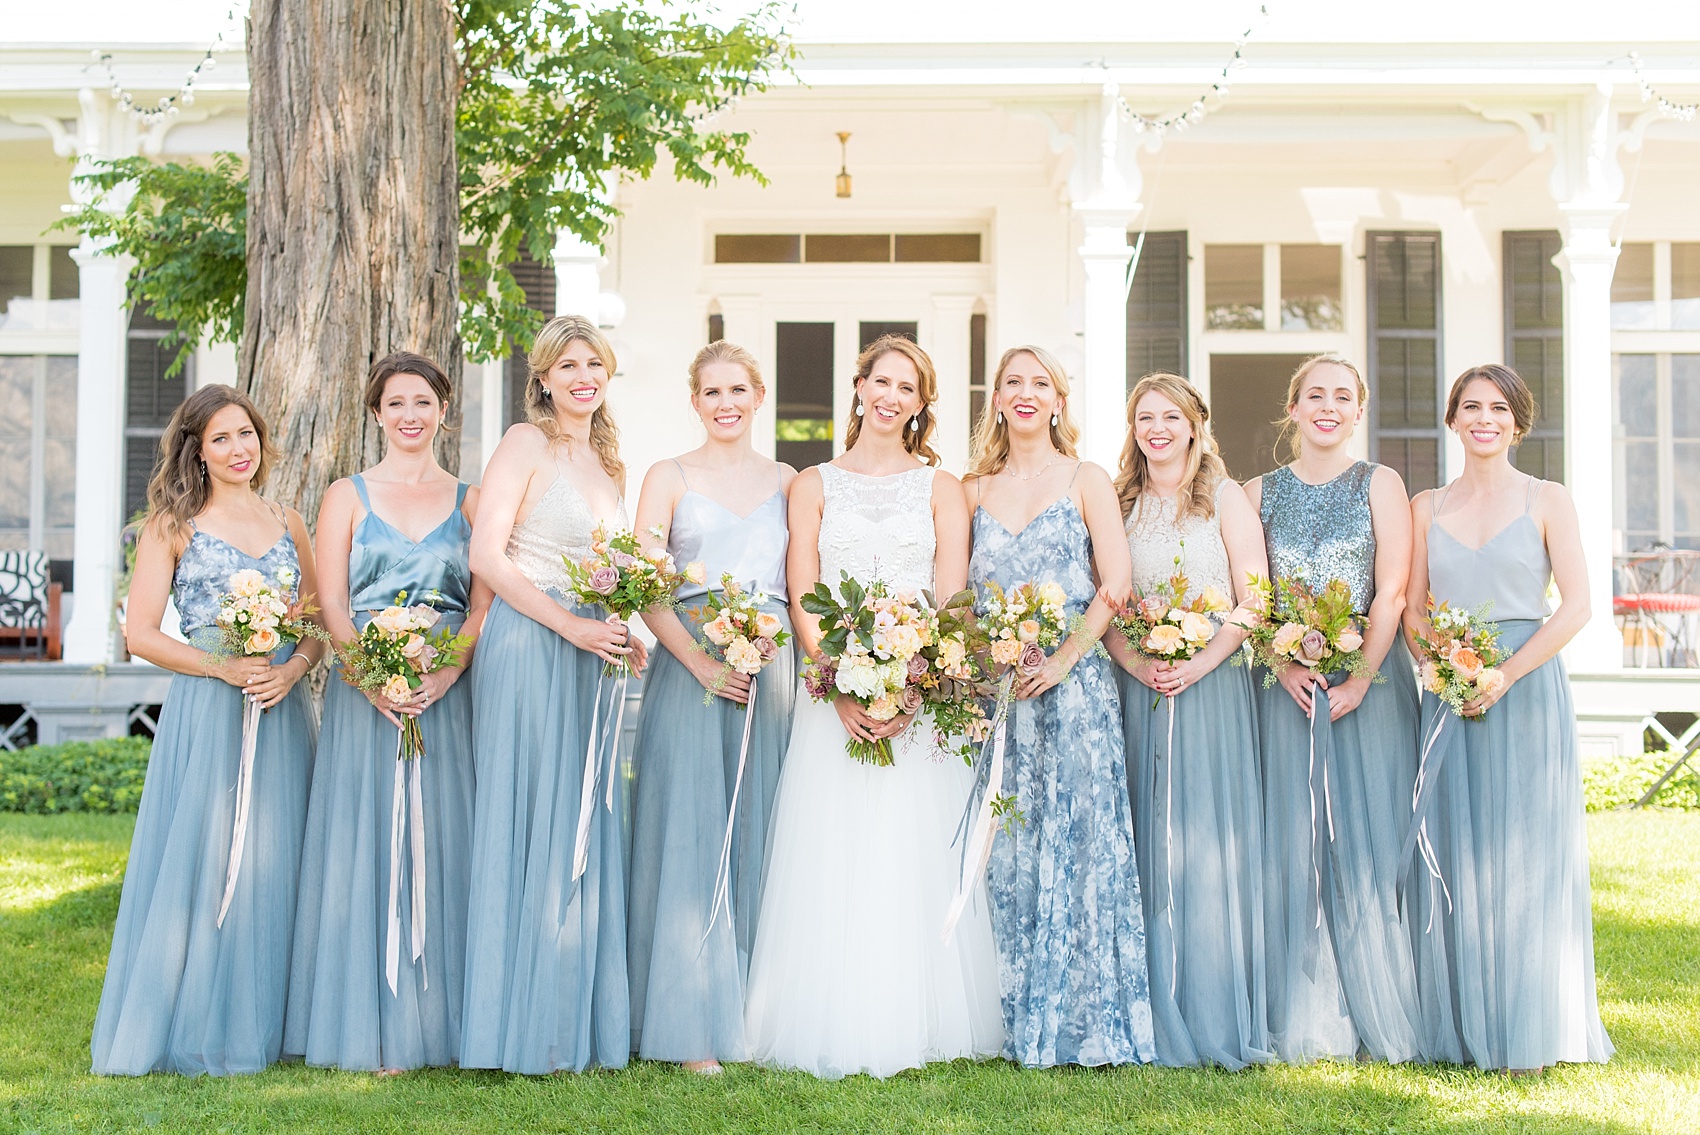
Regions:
[[754, 635, 779, 661], [611, 550, 636, 569], [416, 644, 439, 672], [409, 604, 442, 630], [907, 654, 930, 680], [1137, 595, 1169, 623], [1296, 628, 1329, 667], [1018, 642, 1047, 676], [899, 685, 925, 715], [587, 566, 620, 596]]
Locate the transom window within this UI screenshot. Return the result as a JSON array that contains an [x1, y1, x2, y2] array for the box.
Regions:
[[1203, 243, 1342, 332], [713, 233, 981, 264], [1612, 242, 1700, 330], [0, 244, 79, 332]]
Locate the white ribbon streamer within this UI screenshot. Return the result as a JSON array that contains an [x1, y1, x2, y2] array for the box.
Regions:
[[571, 673, 609, 883], [1409, 712, 1455, 931], [1161, 693, 1177, 996], [702, 677, 758, 948], [216, 695, 263, 928], [385, 727, 429, 996], [942, 675, 1013, 943]]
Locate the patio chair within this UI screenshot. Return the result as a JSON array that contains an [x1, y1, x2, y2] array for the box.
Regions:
[[0, 550, 63, 661]]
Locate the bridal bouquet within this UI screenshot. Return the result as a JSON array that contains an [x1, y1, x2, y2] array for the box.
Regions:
[[980, 578, 1080, 679], [1240, 573, 1372, 686], [336, 591, 474, 757], [564, 522, 703, 674], [1113, 558, 1230, 665], [695, 573, 791, 705], [799, 572, 988, 766], [1414, 595, 1507, 717]]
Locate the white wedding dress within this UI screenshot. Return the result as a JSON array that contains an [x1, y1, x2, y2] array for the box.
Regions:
[[744, 463, 1005, 1078]]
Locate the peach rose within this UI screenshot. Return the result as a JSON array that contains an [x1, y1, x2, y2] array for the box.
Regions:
[[1271, 622, 1306, 657], [381, 673, 412, 705], [1475, 668, 1507, 699], [1017, 619, 1042, 644], [1448, 643, 1484, 683], [245, 626, 281, 655], [725, 637, 764, 675], [401, 633, 428, 661], [228, 568, 267, 598], [1337, 628, 1364, 654], [1144, 623, 1185, 656], [754, 611, 783, 638], [866, 693, 900, 722], [702, 616, 735, 646], [991, 638, 1023, 667]]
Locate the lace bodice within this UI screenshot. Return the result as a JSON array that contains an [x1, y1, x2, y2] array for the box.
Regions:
[[506, 475, 626, 597], [1125, 486, 1232, 599], [817, 463, 937, 594]]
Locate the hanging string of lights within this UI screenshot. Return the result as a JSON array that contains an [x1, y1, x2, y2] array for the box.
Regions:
[[1116, 3, 1271, 136], [1627, 52, 1699, 122], [89, 2, 248, 125]]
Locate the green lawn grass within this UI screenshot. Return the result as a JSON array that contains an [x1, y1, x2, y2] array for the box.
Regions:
[[2, 811, 1696, 1134]]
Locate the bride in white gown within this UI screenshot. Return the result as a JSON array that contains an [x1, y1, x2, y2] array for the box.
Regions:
[[745, 335, 1004, 1079]]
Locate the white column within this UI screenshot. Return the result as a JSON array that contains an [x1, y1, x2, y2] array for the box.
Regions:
[[553, 231, 601, 320], [478, 358, 504, 475], [64, 236, 133, 663], [1555, 205, 1625, 672], [927, 294, 977, 472], [1076, 209, 1138, 467]]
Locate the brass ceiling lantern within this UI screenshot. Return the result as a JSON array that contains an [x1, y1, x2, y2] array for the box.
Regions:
[[835, 131, 852, 198]]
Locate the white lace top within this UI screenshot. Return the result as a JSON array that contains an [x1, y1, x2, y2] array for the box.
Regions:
[[507, 475, 627, 598], [817, 463, 937, 595], [1125, 483, 1232, 599]]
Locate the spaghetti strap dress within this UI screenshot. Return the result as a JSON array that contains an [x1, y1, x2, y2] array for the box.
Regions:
[[285, 476, 475, 1070], [1411, 477, 1613, 1070], [92, 520, 316, 1076], [458, 476, 631, 1074], [1255, 462, 1423, 1064], [626, 464, 796, 1062], [1114, 487, 1271, 1069]]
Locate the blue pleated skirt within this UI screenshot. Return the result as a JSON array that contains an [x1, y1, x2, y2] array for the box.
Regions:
[[1256, 638, 1425, 1064], [625, 616, 796, 1063], [91, 664, 315, 1076], [1116, 659, 1271, 1069], [1410, 620, 1613, 1070], [458, 596, 629, 1074], [284, 644, 475, 1071]]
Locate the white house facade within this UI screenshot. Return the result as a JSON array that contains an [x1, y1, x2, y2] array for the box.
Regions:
[[2, 2, 1698, 754]]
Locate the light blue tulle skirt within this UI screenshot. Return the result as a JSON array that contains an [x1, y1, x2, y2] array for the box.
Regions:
[[1409, 620, 1613, 1070], [625, 618, 796, 1063], [284, 642, 475, 1071], [458, 596, 629, 1074], [1256, 638, 1425, 1064], [91, 660, 315, 1076], [1117, 660, 1271, 1069]]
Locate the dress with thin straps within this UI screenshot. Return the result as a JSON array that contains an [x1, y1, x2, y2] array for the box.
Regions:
[[1411, 476, 1612, 1069], [627, 459, 796, 1062], [286, 475, 475, 1070]]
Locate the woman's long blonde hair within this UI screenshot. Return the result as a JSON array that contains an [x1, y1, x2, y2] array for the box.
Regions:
[[1114, 372, 1228, 522], [842, 335, 942, 467], [1274, 353, 1367, 463], [966, 345, 1081, 476], [145, 384, 279, 548], [525, 315, 625, 487]]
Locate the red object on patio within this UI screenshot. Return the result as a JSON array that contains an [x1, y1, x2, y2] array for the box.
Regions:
[[1615, 593, 1700, 616]]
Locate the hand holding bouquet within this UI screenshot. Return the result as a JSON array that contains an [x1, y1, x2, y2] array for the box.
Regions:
[[1240, 573, 1372, 687], [338, 591, 475, 757], [564, 522, 703, 674], [694, 573, 792, 705], [1414, 595, 1508, 717]]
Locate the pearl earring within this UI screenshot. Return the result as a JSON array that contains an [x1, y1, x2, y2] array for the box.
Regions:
[[996, 410, 1003, 425], [855, 400, 864, 417], [1050, 413, 1059, 427], [909, 414, 919, 432]]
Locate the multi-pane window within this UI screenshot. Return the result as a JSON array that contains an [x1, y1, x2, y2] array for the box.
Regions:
[[1367, 232, 1444, 493], [1126, 231, 1189, 387], [1503, 231, 1565, 482], [967, 311, 988, 439], [713, 234, 981, 264], [0, 356, 78, 560], [775, 322, 834, 470], [1203, 243, 1343, 333], [124, 304, 191, 525], [0, 244, 79, 331], [502, 250, 556, 429], [1613, 242, 1700, 331], [1615, 353, 1700, 551], [1280, 244, 1343, 331], [1204, 244, 1263, 330]]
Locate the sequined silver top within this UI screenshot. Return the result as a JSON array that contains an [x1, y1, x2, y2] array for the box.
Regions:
[[1258, 462, 1376, 616]]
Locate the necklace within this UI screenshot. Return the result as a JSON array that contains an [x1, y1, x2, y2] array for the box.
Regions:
[[1004, 455, 1061, 482]]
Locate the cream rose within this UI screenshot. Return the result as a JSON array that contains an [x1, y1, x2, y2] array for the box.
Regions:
[[1037, 581, 1066, 609], [1179, 610, 1215, 646], [1198, 586, 1231, 614], [1271, 621, 1306, 657], [381, 673, 413, 705], [401, 633, 428, 660], [725, 637, 764, 675], [865, 693, 900, 722], [754, 612, 783, 639], [1017, 619, 1042, 644], [881, 623, 922, 660], [1144, 623, 1185, 656], [1337, 629, 1364, 654], [228, 568, 267, 598], [245, 626, 281, 655], [1475, 667, 1507, 699], [372, 606, 414, 637]]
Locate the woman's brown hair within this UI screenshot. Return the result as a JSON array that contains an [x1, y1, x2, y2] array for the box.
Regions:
[[1445, 363, 1537, 443], [841, 334, 942, 467], [966, 344, 1082, 476], [525, 315, 625, 487], [1113, 371, 1229, 523], [364, 351, 453, 417], [1274, 353, 1367, 463], [145, 384, 279, 547]]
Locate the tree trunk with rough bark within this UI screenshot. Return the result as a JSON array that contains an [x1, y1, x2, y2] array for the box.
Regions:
[[241, 0, 461, 520]]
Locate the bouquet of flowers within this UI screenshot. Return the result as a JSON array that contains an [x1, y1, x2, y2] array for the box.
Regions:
[[799, 572, 990, 766], [980, 578, 1083, 680], [564, 522, 703, 674], [1240, 573, 1371, 687], [337, 590, 474, 758], [1414, 595, 1508, 716], [1114, 559, 1230, 666], [694, 573, 792, 705]]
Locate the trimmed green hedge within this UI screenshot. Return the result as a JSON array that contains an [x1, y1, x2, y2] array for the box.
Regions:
[[0, 737, 151, 814], [1584, 752, 1700, 812]]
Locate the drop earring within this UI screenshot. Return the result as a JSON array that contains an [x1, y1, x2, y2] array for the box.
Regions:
[[855, 400, 864, 417], [995, 410, 1003, 425], [909, 414, 919, 432], [1050, 413, 1059, 427]]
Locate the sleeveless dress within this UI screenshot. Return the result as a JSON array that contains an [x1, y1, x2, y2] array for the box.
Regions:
[[626, 465, 797, 1063], [968, 483, 1157, 1067], [1115, 488, 1271, 1069], [744, 464, 1004, 1078], [458, 476, 631, 1074], [285, 476, 475, 1070], [1411, 478, 1613, 1069], [1256, 463, 1424, 1064], [92, 520, 316, 1076]]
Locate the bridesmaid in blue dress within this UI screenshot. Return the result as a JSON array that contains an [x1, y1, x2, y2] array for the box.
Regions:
[[92, 385, 324, 1076], [961, 345, 1155, 1068], [1405, 364, 1612, 1071], [286, 353, 491, 1071], [1244, 355, 1424, 1064], [459, 316, 646, 1074], [627, 341, 797, 1072], [1106, 372, 1272, 1070]]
